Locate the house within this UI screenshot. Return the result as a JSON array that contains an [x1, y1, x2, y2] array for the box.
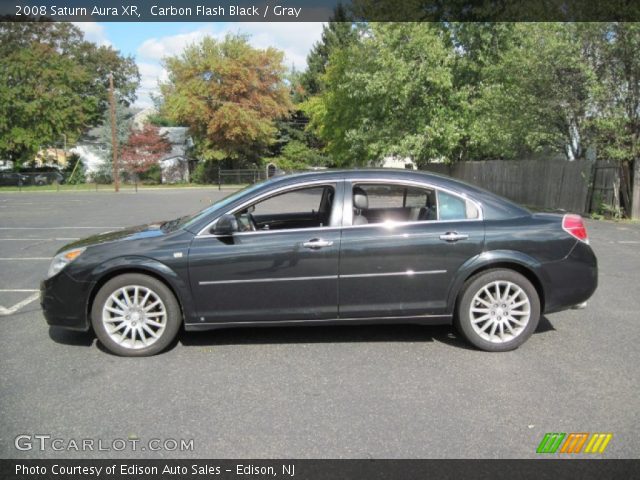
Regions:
[[378, 155, 417, 170], [71, 125, 193, 183], [157, 127, 193, 183], [0, 159, 14, 171]]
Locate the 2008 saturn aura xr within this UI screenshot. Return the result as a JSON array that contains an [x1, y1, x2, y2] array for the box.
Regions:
[[41, 169, 598, 356]]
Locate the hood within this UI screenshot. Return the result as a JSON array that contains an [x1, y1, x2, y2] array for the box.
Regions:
[[58, 222, 167, 253]]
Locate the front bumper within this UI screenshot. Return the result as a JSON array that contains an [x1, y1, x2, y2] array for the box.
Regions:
[[40, 271, 92, 331]]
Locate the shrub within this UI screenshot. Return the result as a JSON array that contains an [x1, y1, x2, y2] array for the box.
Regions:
[[139, 163, 162, 184], [63, 153, 86, 184], [269, 141, 330, 172], [192, 160, 220, 184]]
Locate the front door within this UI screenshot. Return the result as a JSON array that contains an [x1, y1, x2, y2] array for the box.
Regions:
[[338, 181, 485, 318], [188, 183, 342, 323]]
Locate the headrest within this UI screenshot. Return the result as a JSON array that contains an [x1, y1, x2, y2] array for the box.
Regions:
[[353, 187, 368, 210]]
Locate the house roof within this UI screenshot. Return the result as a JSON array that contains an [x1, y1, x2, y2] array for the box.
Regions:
[[159, 127, 189, 145]]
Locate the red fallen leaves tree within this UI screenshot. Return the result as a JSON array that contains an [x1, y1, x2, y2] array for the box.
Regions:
[[120, 125, 172, 186]]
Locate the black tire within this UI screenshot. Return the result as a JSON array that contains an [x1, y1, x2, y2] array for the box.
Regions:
[[91, 273, 181, 357], [454, 269, 540, 352]]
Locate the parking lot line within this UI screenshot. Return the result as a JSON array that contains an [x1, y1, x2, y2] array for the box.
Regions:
[[0, 292, 40, 316], [0, 238, 80, 241], [0, 226, 121, 230], [0, 257, 51, 260], [0, 289, 39, 292]]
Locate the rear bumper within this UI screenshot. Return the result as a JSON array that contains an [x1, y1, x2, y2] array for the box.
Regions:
[[541, 241, 598, 314], [40, 272, 92, 331]]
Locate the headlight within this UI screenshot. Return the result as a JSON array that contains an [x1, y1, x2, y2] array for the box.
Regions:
[[47, 247, 86, 279]]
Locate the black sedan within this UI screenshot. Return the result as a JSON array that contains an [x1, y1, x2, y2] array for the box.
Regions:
[[41, 169, 598, 356], [0, 172, 29, 186]]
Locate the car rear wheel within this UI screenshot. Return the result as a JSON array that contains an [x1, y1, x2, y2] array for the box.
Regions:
[[91, 273, 181, 356], [455, 269, 540, 352]]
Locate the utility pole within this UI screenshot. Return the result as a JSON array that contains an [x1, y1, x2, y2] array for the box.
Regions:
[[632, 158, 640, 220], [61, 133, 67, 165], [109, 72, 119, 192]]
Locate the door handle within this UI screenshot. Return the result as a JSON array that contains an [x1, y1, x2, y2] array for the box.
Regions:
[[439, 232, 469, 242], [303, 238, 334, 249]]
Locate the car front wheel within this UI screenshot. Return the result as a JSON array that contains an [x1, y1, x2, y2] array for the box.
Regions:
[[91, 273, 181, 356], [455, 269, 540, 352]]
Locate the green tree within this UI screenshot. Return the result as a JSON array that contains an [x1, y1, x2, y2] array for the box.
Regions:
[[160, 34, 292, 166], [467, 23, 598, 160], [270, 140, 330, 171], [90, 94, 135, 180], [0, 21, 139, 165], [299, 3, 356, 97], [306, 23, 464, 166]]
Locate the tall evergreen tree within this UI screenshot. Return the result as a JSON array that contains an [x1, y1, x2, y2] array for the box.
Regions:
[[300, 4, 356, 97]]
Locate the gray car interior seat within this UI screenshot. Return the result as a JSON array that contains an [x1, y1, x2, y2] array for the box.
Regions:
[[353, 187, 369, 225]]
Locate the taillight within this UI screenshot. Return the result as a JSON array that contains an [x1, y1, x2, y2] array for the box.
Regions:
[[562, 214, 588, 243]]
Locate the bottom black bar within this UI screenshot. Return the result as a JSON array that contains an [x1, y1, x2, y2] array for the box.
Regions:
[[2, 459, 639, 480]]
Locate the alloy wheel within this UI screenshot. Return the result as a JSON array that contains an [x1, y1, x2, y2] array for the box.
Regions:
[[469, 280, 531, 344], [101, 285, 167, 349]]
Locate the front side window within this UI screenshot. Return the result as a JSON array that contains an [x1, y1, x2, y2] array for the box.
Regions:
[[351, 183, 479, 225], [235, 184, 336, 231]]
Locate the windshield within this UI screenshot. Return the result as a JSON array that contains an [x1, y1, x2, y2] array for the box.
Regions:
[[164, 180, 270, 232]]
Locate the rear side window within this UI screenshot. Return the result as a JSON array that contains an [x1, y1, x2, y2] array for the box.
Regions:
[[351, 182, 480, 224], [359, 184, 433, 209]]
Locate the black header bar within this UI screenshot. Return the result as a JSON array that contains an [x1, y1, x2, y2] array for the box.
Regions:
[[1, 0, 640, 22], [2, 459, 640, 480]]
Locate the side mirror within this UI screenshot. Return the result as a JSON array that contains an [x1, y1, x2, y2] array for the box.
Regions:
[[213, 214, 238, 236]]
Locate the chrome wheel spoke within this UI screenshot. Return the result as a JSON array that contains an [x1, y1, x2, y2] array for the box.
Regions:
[[472, 314, 491, 324], [102, 285, 167, 350], [475, 297, 493, 308], [480, 319, 494, 332], [122, 288, 133, 306], [142, 324, 159, 338], [111, 294, 128, 311], [104, 315, 126, 323]]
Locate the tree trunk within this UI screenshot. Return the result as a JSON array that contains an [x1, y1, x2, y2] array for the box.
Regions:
[[632, 159, 640, 220]]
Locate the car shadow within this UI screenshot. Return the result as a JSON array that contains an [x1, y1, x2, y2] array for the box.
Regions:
[[535, 315, 556, 334], [48, 317, 556, 353], [180, 316, 556, 351], [48, 326, 95, 347], [179, 323, 476, 351]]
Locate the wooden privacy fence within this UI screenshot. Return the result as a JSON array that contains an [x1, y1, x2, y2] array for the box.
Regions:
[[421, 159, 619, 215]]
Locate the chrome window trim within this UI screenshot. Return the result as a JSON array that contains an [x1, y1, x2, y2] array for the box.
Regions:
[[196, 179, 341, 238], [345, 178, 484, 226], [195, 176, 484, 239], [197, 269, 447, 286]]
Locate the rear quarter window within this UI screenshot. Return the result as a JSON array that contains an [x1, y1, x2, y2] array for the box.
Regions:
[[438, 191, 480, 220]]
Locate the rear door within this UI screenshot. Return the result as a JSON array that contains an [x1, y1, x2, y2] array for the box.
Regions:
[[338, 180, 485, 318]]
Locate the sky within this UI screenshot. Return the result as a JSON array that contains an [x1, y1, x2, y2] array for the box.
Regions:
[[73, 22, 325, 108]]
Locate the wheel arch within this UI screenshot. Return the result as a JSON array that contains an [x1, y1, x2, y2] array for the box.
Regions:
[[86, 258, 194, 326], [448, 251, 546, 315]]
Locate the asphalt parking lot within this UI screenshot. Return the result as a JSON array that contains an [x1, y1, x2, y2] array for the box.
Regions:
[[0, 189, 639, 459]]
